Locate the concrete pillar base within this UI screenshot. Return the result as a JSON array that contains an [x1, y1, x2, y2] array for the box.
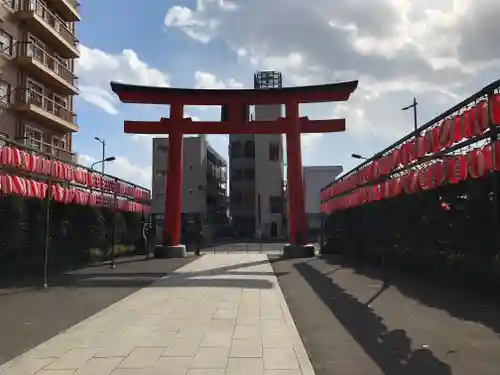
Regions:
[[154, 244, 187, 258], [282, 244, 316, 258]]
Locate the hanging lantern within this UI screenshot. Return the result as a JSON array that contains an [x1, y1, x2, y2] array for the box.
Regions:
[[467, 148, 489, 179], [459, 111, 472, 139], [1, 174, 12, 194], [445, 155, 467, 184], [1, 147, 14, 167], [11, 176, 27, 196], [489, 94, 500, 126], [475, 100, 489, 134], [438, 118, 454, 150]]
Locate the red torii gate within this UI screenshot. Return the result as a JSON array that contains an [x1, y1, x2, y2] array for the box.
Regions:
[[111, 81, 358, 257]]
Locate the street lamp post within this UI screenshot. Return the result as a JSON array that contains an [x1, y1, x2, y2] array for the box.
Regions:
[[94, 137, 106, 175], [90, 156, 116, 171], [351, 153, 368, 160], [402, 98, 419, 157], [90, 156, 116, 268]]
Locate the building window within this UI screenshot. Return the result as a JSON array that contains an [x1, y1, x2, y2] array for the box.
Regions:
[[53, 93, 67, 109], [0, 80, 10, 103], [231, 188, 243, 204], [27, 78, 44, 106], [3, 0, 15, 10], [52, 136, 66, 152], [0, 29, 14, 56], [230, 141, 242, 158], [25, 126, 43, 150], [55, 53, 69, 69], [157, 145, 168, 153], [269, 196, 282, 214], [243, 167, 255, 180], [243, 140, 255, 158], [269, 143, 280, 161], [155, 170, 166, 177], [243, 189, 254, 202], [27, 34, 45, 62], [231, 168, 242, 181]]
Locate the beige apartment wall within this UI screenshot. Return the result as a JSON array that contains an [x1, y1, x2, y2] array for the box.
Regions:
[[152, 136, 208, 216], [254, 105, 284, 237]]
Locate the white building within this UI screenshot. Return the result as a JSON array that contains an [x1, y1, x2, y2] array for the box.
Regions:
[[228, 71, 286, 238], [303, 166, 343, 233], [152, 136, 227, 239]]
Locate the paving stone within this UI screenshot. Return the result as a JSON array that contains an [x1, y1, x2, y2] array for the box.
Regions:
[[153, 357, 192, 375], [118, 347, 166, 369], [233, 325, 261, 340], [45, 347, 99, 370], [229, 339, 263, 358], [225, 357, 264, 375], [0, 255, 315, 375], [263, 348, 300, 370], [200, 330, 233, 347], [74, 357, 124, 375], [1, 358, 55, 375], [190, 347, 229, 369]]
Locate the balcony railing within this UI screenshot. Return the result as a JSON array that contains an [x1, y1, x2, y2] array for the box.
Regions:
[[2, 0, 15, 9], [16, 88, 76, 125], [19, 42, 78, 87], [24, 0, 78, 50], [23, 136, 74, 160]]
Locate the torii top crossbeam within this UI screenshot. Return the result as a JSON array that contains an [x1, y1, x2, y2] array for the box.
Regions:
[[110, 81, 358, 106]]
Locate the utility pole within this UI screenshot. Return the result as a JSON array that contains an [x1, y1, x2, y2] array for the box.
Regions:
[[402, 97, 418, 133]]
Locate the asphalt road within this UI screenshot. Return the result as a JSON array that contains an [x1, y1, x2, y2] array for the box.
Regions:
[[269, 255, 500, 375]]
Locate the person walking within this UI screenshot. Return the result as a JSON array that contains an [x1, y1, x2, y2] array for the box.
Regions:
[[195, 227, 204, 256], [143, 222, 155, 259]]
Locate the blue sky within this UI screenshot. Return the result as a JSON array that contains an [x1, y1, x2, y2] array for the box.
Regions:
[[73, 0, 500, 189]]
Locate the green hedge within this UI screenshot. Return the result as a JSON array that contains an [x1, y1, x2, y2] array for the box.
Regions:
[[0, 195, 146, 277]]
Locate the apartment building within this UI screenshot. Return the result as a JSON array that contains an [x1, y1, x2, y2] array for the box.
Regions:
[[0, 0, 80, 161], [229, 71, 286, 238], [151, 136, 228, 240]]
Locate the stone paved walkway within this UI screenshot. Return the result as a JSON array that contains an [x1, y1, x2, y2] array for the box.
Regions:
[[0, 254, 314, 375]]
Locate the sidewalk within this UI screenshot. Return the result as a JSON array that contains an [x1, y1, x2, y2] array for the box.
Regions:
[[0, 254, 314, 375]]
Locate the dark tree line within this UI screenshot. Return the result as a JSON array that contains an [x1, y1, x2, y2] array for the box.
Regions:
[[325, 173, 500, 291], [0, 195, 145, 277]]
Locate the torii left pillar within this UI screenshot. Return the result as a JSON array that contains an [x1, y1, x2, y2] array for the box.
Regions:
[[155, 103, 187, 258]]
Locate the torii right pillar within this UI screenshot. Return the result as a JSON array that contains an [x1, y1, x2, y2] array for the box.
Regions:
[[283, 101, 315, 258]]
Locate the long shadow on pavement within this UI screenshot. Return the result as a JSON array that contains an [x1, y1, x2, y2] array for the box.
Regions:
[[0, 254, 284, 364], [294, 261, 452, 375], [323, 254, 500, 335]]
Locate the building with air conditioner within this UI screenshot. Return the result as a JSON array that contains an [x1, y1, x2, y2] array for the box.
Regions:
[[151, 135, 228, 241]]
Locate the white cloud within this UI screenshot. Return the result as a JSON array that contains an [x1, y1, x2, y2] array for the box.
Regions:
[[76, 45, 171, 114], [194, 71, 243, 89], [79, 154, 151, 190], [164, 0, 498, 146]]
